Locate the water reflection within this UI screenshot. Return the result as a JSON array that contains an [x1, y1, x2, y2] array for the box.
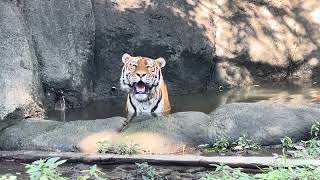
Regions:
[[46, 82, 320, 121]]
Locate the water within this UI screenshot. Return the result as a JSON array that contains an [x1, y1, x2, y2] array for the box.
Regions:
[[46, 82, 320, 121]]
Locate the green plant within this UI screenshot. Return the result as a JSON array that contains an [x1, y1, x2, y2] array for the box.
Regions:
[[97, 140, 138, 155], [135, 162, 163, 180], [256, 165, 320, 180], [311, 122, 320, 138], [199, 137, 230, 153], [77, 165, 107, 180], [25, 157, 67, 180], [0, 175, 17, 180], [303, 138, 320, 158], [281, 136, 294, 155], [232, 135, 261, 151], [200, 165, 253, 180]]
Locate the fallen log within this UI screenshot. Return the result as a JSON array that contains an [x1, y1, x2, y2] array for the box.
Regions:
[[1, 150, 320, 168]]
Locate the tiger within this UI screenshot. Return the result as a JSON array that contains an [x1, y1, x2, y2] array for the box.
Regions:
[[120, 53, 171, 116]]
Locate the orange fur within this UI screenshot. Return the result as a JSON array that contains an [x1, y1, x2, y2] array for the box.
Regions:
[[120, 54, 171, 114]]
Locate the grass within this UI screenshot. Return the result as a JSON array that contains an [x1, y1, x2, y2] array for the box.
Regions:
[[280, 122, 320, 159], [77, 165, 106, 180], [232, 135, 261, 151], [135, 162, 163, 180], [96, 140, 139, 155], [0, 175, 17, 180], [199, 135, 260, 153], [201, 164, 320, 180], [24, 157, 108, 180], [200, 165, 253, 180], [198, 136, 230, 153]]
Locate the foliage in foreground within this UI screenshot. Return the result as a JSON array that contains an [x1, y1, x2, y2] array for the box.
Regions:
[[199, 135, 260, 153], [77, 165, 106, 180], [24, 157, 108, 180], [0, 175, 17, 180], [232, 135, 261, 151], [281, 122, 320, 159], [26, 157, 67, 180], [135, 162, 163, 180], [97, 140, 139, 155], [201, 164, 320, 180]]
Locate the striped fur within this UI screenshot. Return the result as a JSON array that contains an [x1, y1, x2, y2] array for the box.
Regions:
[[120, 53, 171, 115]]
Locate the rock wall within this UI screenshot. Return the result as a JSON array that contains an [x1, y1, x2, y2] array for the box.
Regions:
[[0, 0, 43, 120], [0, 0, 319, 119], [21, 0, 95, 109]]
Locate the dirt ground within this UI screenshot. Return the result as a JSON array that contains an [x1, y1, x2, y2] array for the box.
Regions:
[[0, 159, 212, 180]]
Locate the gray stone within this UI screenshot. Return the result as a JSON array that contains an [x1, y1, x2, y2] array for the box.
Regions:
[[1, 103, 320, 152], [91, 0, 215, 98], [209, 103, 320, 145], [0, 117, 126, 151], [0, 0, 43, 120], [21, 0, 95, 109], [123, 112, 212, 145]]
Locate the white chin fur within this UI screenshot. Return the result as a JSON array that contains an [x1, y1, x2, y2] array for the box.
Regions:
[[134, 94, 148, 101], [120, 83, 131, 92]]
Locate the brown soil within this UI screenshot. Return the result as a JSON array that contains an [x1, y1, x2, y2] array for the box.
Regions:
[[0, 159, 212, 180]]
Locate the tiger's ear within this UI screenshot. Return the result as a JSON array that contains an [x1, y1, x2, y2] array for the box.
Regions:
[[122, 53, 131, 64], [156, 57, 166, 68]]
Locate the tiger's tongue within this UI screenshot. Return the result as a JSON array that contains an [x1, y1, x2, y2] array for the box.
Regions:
[[135, 83, 146, 93]]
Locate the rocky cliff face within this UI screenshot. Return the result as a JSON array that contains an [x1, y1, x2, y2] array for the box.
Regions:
[[0, 0, 319, 119], [0, 1, 43, 120]]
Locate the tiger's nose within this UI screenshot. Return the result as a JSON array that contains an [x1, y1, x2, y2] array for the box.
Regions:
[[136, 72, 147, 77], [136, 72, 146, 77]]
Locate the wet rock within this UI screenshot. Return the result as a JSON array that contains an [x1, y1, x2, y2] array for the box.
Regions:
[[0, 117, 126, 151], [209, 103, 320, 145], [21, 0, 95, 109], [0, 0, 43, 120], [91, 0, 215, 97]]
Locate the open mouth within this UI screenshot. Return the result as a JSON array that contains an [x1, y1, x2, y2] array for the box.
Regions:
[[134, 81, 148, 94]]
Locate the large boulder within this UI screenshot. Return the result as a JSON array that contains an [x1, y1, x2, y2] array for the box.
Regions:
[[209, 103, 320, 145], [21, 0, 95, 109], [0, 0, 43, 120], [0, 117, 126, 151], [1, 103, 320, 153]]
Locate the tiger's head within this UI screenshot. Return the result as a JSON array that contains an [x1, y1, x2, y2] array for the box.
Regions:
[[120, 53, 166, 102]]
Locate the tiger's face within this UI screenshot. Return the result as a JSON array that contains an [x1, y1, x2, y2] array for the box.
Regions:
[[120, 53, 166, 102]]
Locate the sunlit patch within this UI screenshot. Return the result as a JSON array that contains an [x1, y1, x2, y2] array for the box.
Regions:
[[78, 131, 196, 155], [308, 58, 319, 67], [112, 0, 154, 11], [311, 8, 320, 24], [78, 131, 121, 153], [312, 96, 320, 103]]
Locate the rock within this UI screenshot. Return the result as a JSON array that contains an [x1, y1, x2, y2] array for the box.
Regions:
[[21, 0, 95, 109], [0, 117, 126, 151], [123, 112, 211, 146], [209, 103, 320, 145], [91, 0, 215, 98], [91, 0, 320, 96], [215, 61, 253, 88], [1, 103, 320, 152], [0, 0, 43, 120], [1, 0, 320, 117], [79, 112, 209, 154]]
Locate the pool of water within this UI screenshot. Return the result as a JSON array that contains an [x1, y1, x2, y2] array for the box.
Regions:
[[46, 82, 320, 121]]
